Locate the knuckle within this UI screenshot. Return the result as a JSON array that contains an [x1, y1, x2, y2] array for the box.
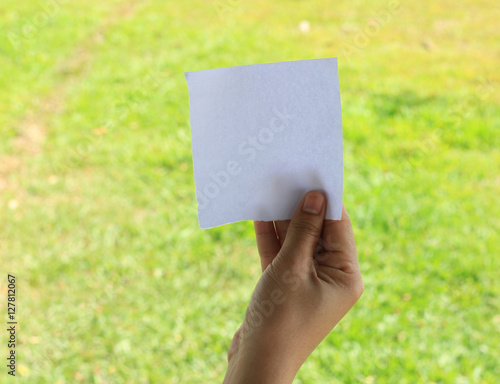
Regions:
[[334, 270, 364, 302], [290, 219, 321, 239], [259, 248, 277, 261], [346, 274, 364, 302], [352, 278, 364, 300]]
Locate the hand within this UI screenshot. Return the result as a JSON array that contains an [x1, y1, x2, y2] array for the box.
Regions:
[[223, 191, 363, 384]]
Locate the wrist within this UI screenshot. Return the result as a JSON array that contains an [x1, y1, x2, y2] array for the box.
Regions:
[[224, 347, 297, 384], [223, 329, 303, 384]]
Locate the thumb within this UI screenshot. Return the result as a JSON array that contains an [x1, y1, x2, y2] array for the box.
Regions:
[[279, 191, 326, 266]]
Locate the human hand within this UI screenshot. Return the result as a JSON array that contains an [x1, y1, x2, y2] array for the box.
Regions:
[[223, 191, 363, 384]]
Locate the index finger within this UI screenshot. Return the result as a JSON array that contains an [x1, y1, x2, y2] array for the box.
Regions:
[[320, 204, 359, 272], [254, 221, 281, 272]]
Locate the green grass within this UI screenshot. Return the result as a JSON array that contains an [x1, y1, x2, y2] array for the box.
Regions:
[[1, 0, 499, 383]]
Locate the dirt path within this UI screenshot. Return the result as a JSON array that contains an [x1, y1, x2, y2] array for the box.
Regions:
[[0, 1, 142, 195]]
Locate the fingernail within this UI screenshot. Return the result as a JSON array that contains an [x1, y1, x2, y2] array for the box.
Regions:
[[302, 192, 324, 214]]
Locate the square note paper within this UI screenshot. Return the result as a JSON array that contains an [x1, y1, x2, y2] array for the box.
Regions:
[[185, 58, 343, 229]]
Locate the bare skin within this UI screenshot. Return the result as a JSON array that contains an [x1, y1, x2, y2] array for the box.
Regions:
[[224, 191, 364, 383]]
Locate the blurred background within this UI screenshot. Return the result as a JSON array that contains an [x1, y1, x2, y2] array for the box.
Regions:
[[0, 0, 499, 383]]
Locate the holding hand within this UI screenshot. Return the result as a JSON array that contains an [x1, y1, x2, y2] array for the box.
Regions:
[[224, 191, 363, 384]]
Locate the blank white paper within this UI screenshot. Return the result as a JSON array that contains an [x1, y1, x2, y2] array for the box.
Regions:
[[185, 58, 343, 229]]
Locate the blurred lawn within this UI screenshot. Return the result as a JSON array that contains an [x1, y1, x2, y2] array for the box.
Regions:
[[0, 0, 499, 383]]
